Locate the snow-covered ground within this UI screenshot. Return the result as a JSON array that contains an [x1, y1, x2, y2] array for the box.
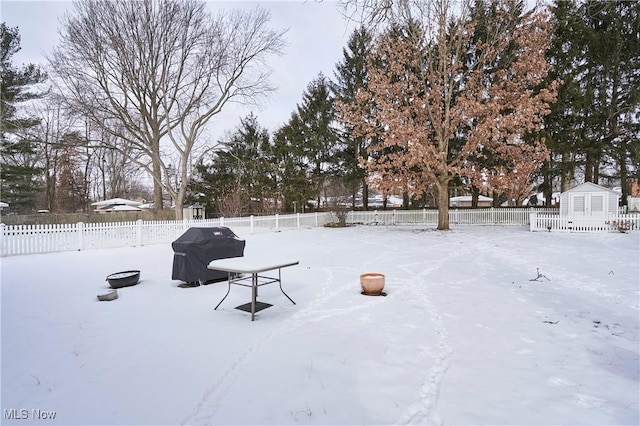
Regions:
[[1, 226, 638, 425]]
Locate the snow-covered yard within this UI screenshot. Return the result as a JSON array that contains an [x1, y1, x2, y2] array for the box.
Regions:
[[1, 226, 638, 425]]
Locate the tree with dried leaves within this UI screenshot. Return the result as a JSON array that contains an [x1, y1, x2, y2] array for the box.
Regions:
[[49, 0, 286, 219], [338, 0, 557, 229]]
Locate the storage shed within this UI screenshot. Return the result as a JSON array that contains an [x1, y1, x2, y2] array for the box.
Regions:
[[560, 182, 619, 219]]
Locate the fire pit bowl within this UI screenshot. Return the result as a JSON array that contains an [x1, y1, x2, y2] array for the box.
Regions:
[[106, 270, 140, 289]]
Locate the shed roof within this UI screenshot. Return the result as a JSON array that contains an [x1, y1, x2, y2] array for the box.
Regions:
[[562, 182, 620, 195]]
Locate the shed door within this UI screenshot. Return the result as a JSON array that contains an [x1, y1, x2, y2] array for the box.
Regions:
[[570, 193, 606, 217], [590, 194, 605, 217], [571, 194, 586, 216]]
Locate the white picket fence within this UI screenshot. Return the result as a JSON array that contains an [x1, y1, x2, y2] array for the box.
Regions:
[[3, 208, 635, 257], [529, 212, 640, 233], [346, 207, 558, 226], [0, 213, 332, 257]]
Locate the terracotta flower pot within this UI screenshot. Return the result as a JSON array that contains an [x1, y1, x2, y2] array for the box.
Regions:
[[360, 272, 385, 295]]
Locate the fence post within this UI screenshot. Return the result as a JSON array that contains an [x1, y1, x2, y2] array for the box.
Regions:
[[0, 223, 4, 257], [423, 208, 426, 223], [275, 214, 279, 231], [182, 219, 188, 231], [529, 212, 536, 232], [136, 219, 143, 246], [297, 213, 300, 229], [250, 215, 254, 234], [220, 217, 225, 227], [77, 222, 84, 251], [315, 212, 319, 227]]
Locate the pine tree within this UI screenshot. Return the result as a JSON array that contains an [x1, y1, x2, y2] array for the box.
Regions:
[[539, 0, 585, 200], [0, 23, 47, 213], [297, 73, 342, 208], [580, 0, 640, 202], [272, 113, 313, 212], [333, 26, 375, 209], [189, 114, 275, 216]]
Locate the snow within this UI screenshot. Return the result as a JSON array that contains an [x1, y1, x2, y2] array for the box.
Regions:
[[1, 225, 639, 425]]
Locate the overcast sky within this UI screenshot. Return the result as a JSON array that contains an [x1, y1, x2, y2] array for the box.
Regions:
[[1, 0, 358, 141]]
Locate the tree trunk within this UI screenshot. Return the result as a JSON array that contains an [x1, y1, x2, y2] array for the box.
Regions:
[[152, 149, 163, 210], [436, 178, 450, 230], [492, 191, 500, 208], [363, 180, 369, 210], [175, 187, 185, 220], [471, 186, 480, 209], [542, 161, 552, 206], [619, 147, 628, 207]]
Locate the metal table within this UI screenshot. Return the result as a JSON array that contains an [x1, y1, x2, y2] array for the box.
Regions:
[[207, 257, 299, 321]]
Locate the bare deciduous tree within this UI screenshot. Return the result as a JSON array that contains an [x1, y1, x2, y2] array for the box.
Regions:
[[49, 0, 286, 218]]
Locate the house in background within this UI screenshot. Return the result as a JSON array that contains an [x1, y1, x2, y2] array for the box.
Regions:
[[0, 201, 8, 221], [560, 182, 619, 220], [92, 198, 143, 213], [449, 195, 493, 208]]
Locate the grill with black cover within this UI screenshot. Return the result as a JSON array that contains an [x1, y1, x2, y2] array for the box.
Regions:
[[171, 227, 245, 285]]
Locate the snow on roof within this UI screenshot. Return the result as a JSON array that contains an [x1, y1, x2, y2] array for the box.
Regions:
[[450, 195, 493, 202], [563, 182, 620, 195], [95, 204, 143, 212], [91, 198, 142, 207]]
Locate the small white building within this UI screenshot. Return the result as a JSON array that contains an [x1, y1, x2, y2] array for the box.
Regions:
[[560, 182, 619, 219], [183, 203, 205, 220], [92, 198, 143, 213], [450, 195, 493, 208]]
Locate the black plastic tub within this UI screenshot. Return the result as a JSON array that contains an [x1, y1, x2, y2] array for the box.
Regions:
[[106, 270, 140, 289]]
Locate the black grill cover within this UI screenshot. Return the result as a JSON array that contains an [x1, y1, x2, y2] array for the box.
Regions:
[[171, 227, 245, 284]]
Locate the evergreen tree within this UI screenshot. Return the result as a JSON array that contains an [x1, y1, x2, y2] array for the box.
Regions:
[[333, 26, 374, 209], [0, 23, 47, 212], [580, 0, 639, 202], [189, 114, 275, 216], [538, 0, 585, 203], [272, 113, 314, 212], [543, 0, 639, 202], [297, 73, 342, 208]]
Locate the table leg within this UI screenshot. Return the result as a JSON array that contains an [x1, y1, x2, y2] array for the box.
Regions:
[[214, 272, 233, 310], [278, 268, 296, 305], [251, 273, 257, 321]]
